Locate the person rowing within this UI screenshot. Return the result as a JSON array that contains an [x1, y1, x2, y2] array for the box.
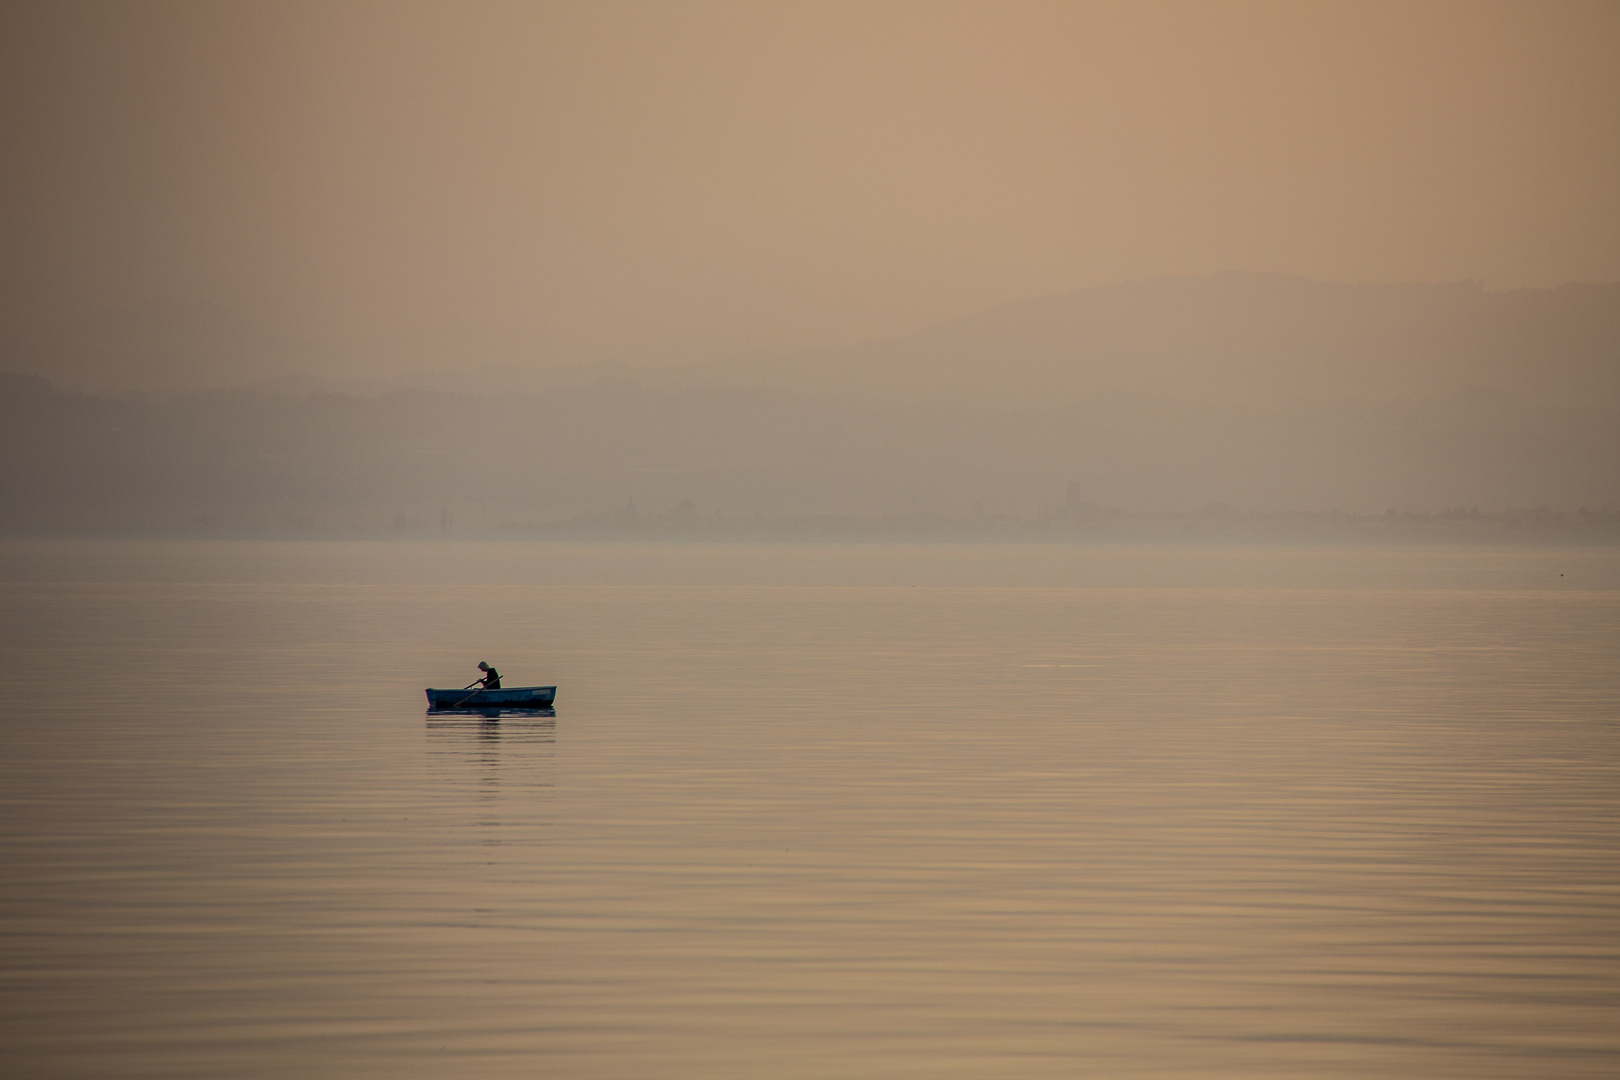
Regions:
[[475, 661, 501, 690]]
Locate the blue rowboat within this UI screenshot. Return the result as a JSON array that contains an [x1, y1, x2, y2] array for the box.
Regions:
[[425, 685, 557, 710]]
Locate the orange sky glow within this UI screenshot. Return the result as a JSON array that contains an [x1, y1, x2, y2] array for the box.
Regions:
[[2, 0, 1617, 370]]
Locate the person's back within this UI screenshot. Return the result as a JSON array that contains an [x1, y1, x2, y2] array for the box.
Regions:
[[477, 661, 501, 689]]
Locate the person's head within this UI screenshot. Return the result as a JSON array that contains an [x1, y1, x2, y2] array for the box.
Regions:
[[478, 661, 490, 671]]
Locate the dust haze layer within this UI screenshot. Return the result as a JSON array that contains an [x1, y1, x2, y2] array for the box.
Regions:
[[9, 273, 1619, 407], [6, 369, 1615, 534], [3, 1, 1619, 367], [3, 274, 1619, 532], [2, 4, 1618, 532], [3, 274, 1618, 535], [679, 275, 1620, 412]]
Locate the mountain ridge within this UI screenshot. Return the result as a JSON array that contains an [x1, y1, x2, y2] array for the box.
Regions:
[[670, 273, 1620, 410], [4, 275, 1617, 406]]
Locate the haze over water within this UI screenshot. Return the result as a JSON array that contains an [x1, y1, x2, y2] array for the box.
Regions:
[[3, 541, 1616, 1078], [3, 3, 1619, 1074]]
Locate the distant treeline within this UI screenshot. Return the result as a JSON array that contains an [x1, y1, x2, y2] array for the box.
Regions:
[[3, 371, 1617, 541]]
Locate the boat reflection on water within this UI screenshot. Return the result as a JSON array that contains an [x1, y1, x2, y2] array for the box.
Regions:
[[426, 706, 556, 723], [425, 710, 555, 814], [424, 709, 555, 759], [425, 711, 554, 757], [425, 710, 556, 776]]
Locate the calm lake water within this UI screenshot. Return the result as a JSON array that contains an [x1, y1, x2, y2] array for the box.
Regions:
[[2, 541, 1617, 1078]]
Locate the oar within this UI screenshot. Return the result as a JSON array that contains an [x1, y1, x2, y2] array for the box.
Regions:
[[451, 682, 495, 708]]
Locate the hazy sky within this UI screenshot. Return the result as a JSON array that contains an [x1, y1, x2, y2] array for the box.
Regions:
[[3, 1, 1617, 371]]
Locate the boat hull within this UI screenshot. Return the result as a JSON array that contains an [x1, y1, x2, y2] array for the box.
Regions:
[[425, 685, 556, 710]]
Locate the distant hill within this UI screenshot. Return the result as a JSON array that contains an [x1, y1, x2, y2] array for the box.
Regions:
[[3, 372, 1616, 537], [677, 274, 1620, 410], [4, 275, 1617, 535], [5, 276, 1615, 407]]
